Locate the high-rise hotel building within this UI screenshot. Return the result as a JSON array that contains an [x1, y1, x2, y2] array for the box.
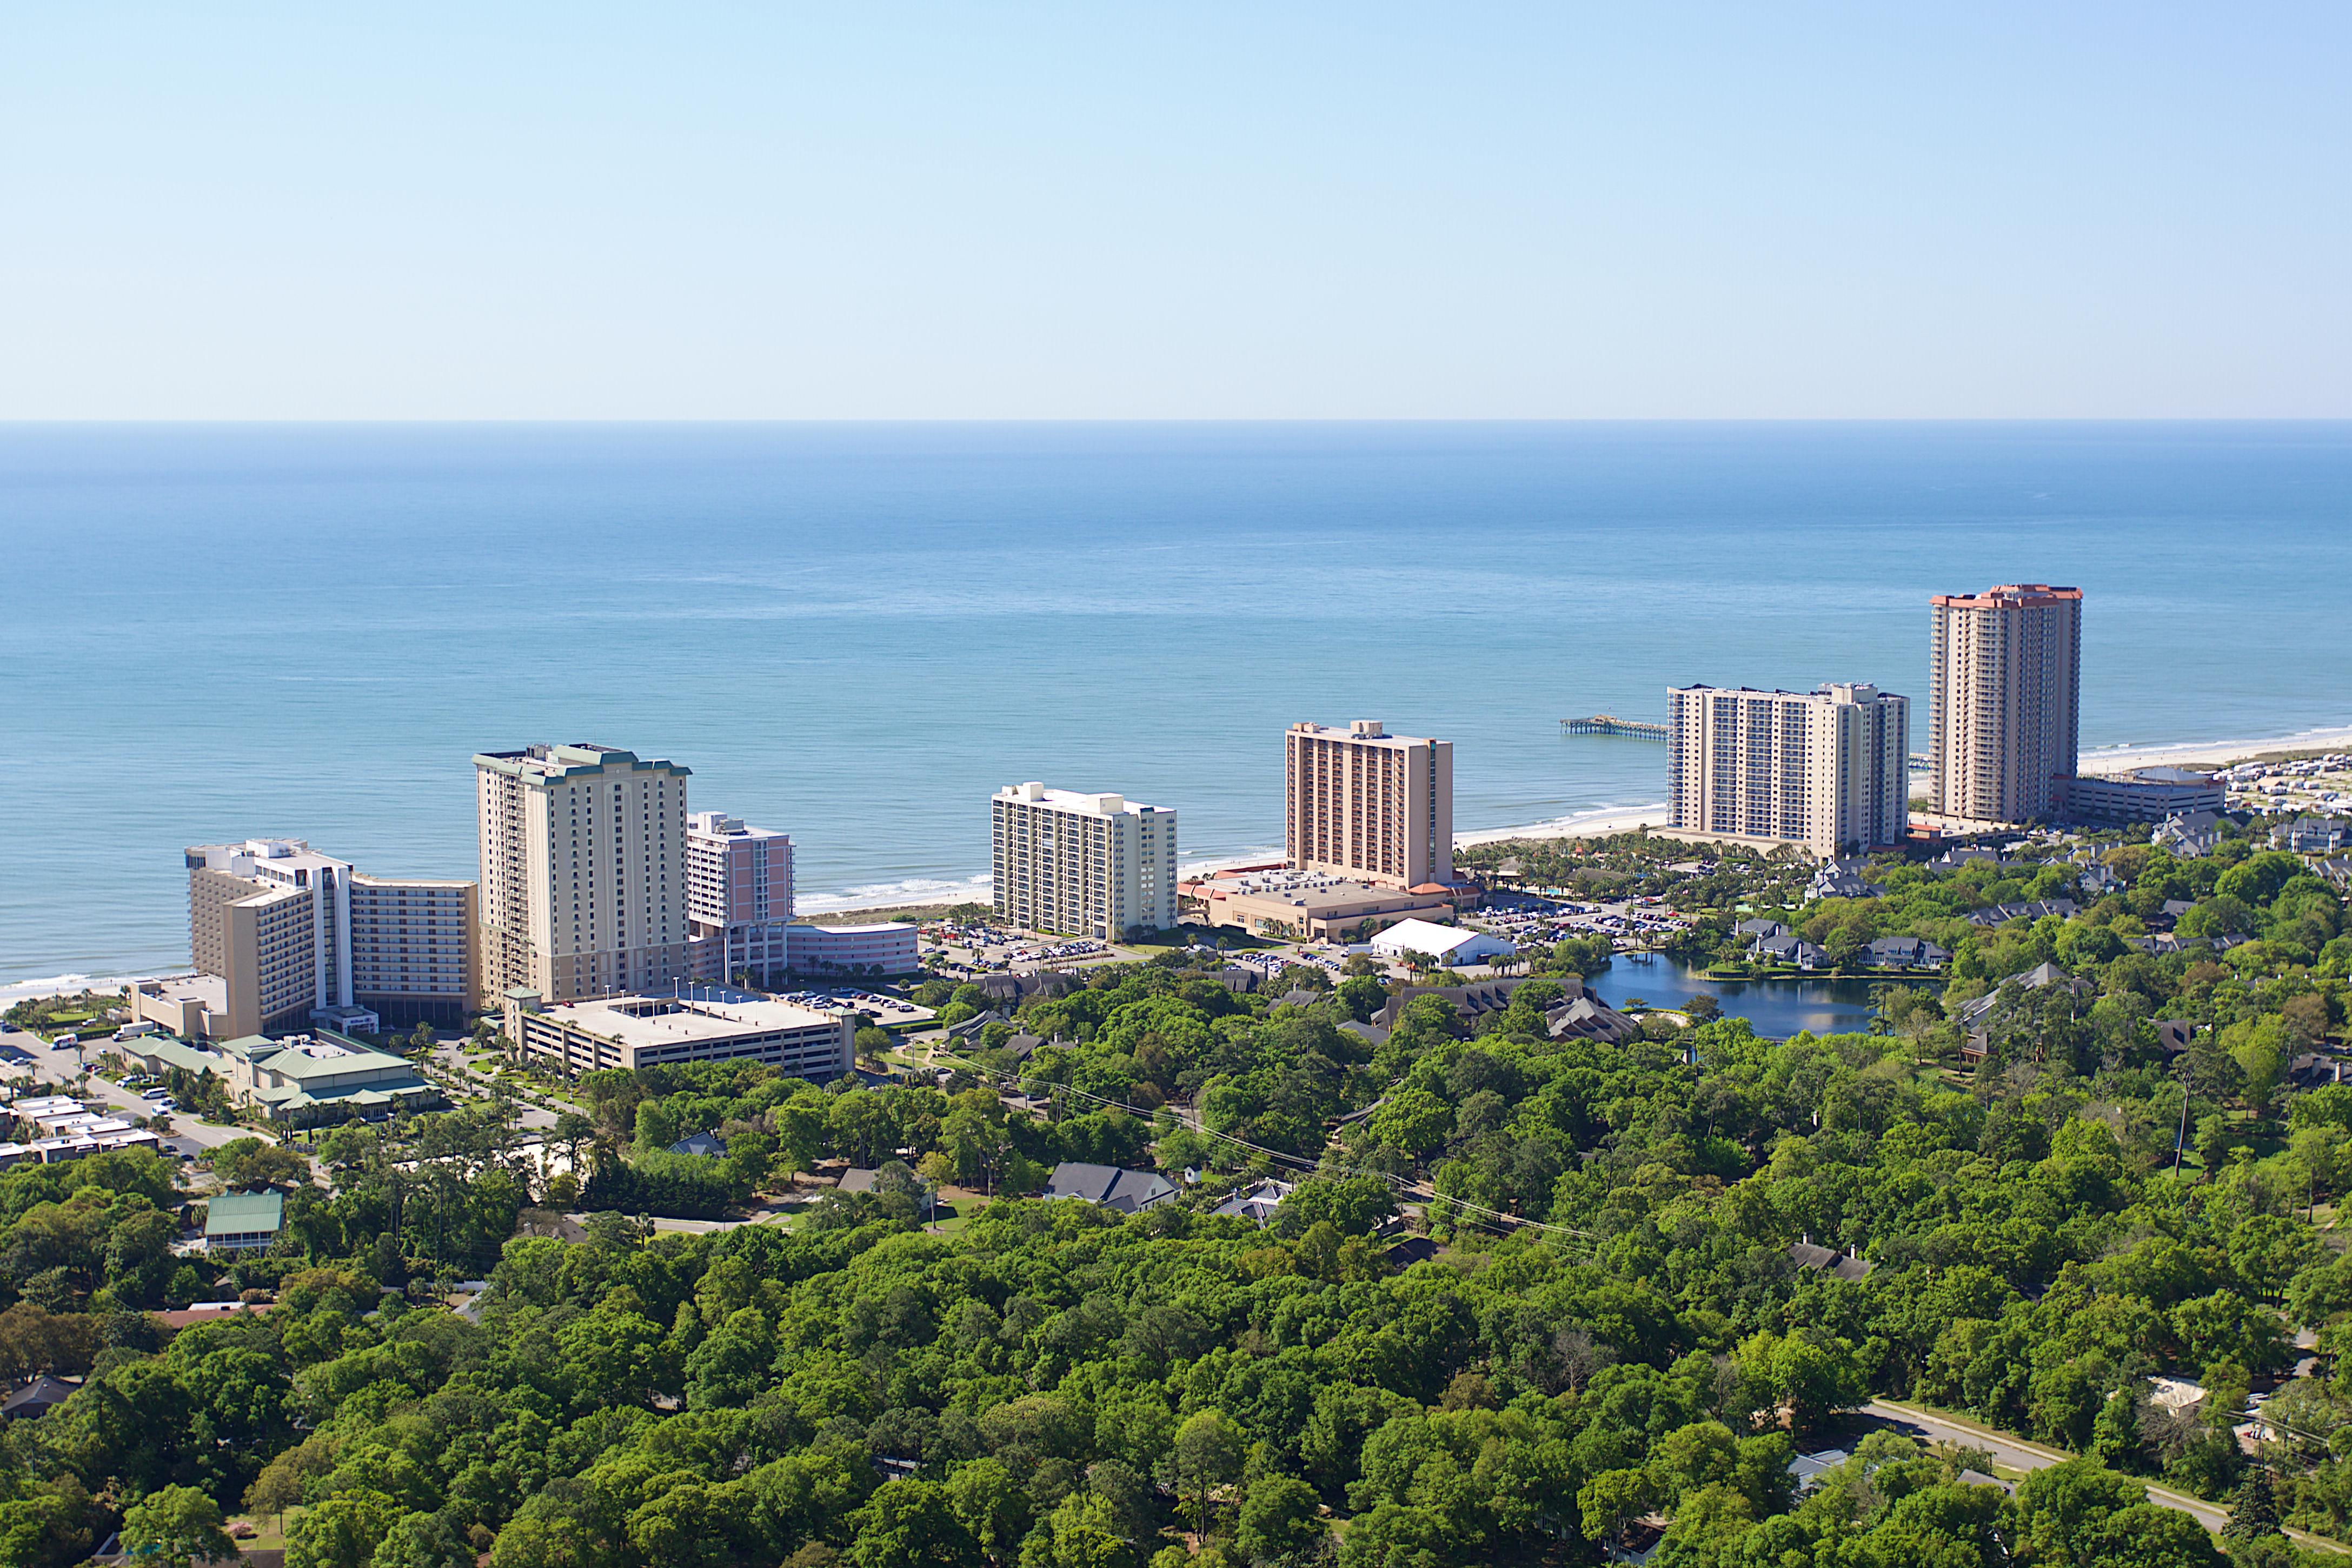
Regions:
[[1928, 583, 2082, 824], [1284, 721, 1454, 890], [1666, 684, 1910, 856], [684, 811, 795, 984], [475, 743, 692, 1004], [991, 783, 1177, 939], [159, 839, 477, 1037]]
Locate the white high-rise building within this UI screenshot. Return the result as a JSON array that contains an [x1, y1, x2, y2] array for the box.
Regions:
[[167, 839, 477, 1038], [991, 783, 1177, 939], [1929, 583, 2083, 825], [684, 811, 795, 984], [1284, 720, 1454, 889], [1666, 683, 1910, 855], [475, 743, 692, 1004]]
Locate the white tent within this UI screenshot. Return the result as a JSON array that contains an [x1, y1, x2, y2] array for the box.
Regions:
[[1368, 918, 1515, 966]]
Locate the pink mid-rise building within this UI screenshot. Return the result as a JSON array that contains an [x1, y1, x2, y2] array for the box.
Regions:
[[685, 812, 795, 984]]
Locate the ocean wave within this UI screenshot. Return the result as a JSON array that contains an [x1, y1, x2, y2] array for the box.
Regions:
[[796, 874, 994, 914], [1456, 802, 1670, 845], [1179, 846, 1286, 877], [0, 971, 137, 1002], [2078, 721, 2352, 765]]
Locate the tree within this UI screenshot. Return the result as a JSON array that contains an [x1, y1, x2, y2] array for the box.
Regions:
[[946, 1457, 1031, 1565], [1019, 1491, 1135, 1568], [288, 1489, 400, 1568], [847, 1479, 979, 1568], [2222, 1466, 2282, 1542], [1234, 1474, 1324, 1566], [1577, 1467, 1656, 1550], [1161, 1410, 1243, 1543], [121, 1485, 236, 1568]]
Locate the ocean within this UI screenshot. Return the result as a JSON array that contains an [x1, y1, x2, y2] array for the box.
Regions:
[[4, 421, 2348, 986]]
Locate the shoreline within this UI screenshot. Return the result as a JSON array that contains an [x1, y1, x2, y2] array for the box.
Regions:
[[11, 721, 2346, 1004]]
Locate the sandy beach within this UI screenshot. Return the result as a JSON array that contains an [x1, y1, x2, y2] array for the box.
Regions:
[[2075, 726, 2352, 773]]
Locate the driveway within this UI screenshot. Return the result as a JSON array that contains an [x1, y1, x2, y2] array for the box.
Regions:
[[426, 1040, 563, 1130]]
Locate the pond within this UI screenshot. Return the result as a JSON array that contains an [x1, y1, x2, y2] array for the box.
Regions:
[[1584, 953, 1936, 1039]]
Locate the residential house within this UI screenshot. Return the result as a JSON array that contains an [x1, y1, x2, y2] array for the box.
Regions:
[[1372, 976, 1551, 1031], [1210, 1178, 1295, 1225], [2154, 811, 2224, 859], [1754, 933, 1828, 971], [1966, 898, 2079, 928], [1042, 1162, 1178, 1215], [2276, 817, 2352, 854], [1863, 935, 1951, 970], [1545, 996, 1643, 1045], [204, 1191, 285, 1254], [1803, 860, 1887, 902], [1787, 1240, 1873, 1283]]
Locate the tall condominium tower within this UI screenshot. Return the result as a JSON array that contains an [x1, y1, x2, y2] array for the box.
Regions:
[[684, 811, 795, 984], [1928, 584, 2082, 823], [1284, 720, 1454, 889], [175, 839, 477, 1037], [1666, 685, 1910, 855], [991, 783, 1177, 939], [475, 743, 692, 1004]]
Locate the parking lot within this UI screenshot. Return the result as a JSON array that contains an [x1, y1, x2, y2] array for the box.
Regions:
[[1472, 892, 1693, 949]]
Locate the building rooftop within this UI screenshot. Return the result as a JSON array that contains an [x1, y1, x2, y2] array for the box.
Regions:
[[218, 1034, 411, 1081], [1930, 583, 2083, 608], [137, 974, 228, 1009], [539, 985, 839, 1045], [204, 1191, 285, 1237], [474, 743, 688, 783], [1197, 869, 1444, 912], [994, 782, 1171, 817], [1287, 719, 1443, 747], [1371, 918, 1495, 953]]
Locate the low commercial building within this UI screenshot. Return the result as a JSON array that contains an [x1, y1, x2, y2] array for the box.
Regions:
[[503, 984, 854, 1080], [784, 922, 920, 975], [2056, 768, 2227, 826], [115, 1033, 440, 1127], [1188, 869, 1456, 942], [1367, 918, 1517, 968], [127, 974, 232, 1039], [204, 1192, 285, 1253]]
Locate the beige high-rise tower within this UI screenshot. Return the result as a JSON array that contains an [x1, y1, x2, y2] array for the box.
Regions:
[[475, 743, 692, 1004], [1666, 685, 1910, 855], [1284, 720, 1454, 889], [1929, 584, 2082, 824]]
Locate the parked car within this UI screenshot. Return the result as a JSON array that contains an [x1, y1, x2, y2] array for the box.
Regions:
[[141, 1086, 171, 1100]]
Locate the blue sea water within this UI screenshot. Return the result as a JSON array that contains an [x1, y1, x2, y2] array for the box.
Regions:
[[3, 422, 2349, 986]]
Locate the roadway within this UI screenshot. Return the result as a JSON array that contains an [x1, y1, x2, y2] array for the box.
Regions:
[[1860, 1397, 2352, 1552], [6, 1033, 268, 1154]]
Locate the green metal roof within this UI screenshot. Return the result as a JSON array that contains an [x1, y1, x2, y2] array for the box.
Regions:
[[204, 1192, 284, 1236]]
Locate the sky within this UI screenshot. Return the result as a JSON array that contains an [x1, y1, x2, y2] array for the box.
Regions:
[[3, 4, 2347, 419]]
